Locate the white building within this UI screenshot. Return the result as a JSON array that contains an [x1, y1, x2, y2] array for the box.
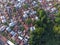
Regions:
[[7, 40, 15, 45]]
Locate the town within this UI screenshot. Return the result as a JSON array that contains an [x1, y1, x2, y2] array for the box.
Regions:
[[0, 0, 60, 45]]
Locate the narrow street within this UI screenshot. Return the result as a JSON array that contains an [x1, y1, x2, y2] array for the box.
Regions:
[[0, 34, 7, 45]]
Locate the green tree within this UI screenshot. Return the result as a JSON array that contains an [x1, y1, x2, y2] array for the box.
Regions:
[[26, 18, 32, 25], [53, 24, 60, 34], [29, 9, 56, 45], [55, 11, 60, 24], [29, 27, 44, 45]]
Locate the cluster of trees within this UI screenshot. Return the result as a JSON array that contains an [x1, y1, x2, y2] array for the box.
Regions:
[[29, 8, 60, 45]]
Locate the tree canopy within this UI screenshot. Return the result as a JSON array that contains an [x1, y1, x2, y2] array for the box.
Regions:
[[29, 8, 60, 45]]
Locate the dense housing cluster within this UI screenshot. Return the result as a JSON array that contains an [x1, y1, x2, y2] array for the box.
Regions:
[[0, 0, 60, 45]]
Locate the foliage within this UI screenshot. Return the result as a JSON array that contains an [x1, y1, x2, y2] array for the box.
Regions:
[[55, 11, 60, 24], [23, 4, 29, 9], [29, 8, 60, 45], [7, 3, 12, 6], [13, 7, 16, 12], [29, 27, 44, 45], [26, 18, 32, 25]]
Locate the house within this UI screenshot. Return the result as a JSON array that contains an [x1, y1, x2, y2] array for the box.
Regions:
[[25, 35, 29, 39], [0, 4, 3, 8], [15, 2, 21, 8], [18, 31, 22, 35], [23, 10, 29, 14], [18, 0, 25, 3], [1, 19, 6, 23], [46, 0, 53, 2], [48, 3, 52, 6], [58, 0, 60, 1], [9, 21, 16, 27], [50, 7, 56, 13], [46, 6, 51, 11], [30, 26, 35, 31], [10, 31, 17, 37], [18, 36, 23, 40], [32, 1, 38, 7], [23, 37, 28, 44], [38, 0, 43, 3], [9, 22, 15, 27], [30, 10, 36, 15], [35, 16, 39, 20], [0, 25, 6, 32], [0, 15, 6, 23], [23, 14, 28, 18], [7, 40, 15, 45], [14, 0, 25, 8], [6, 27, 11, 32]]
